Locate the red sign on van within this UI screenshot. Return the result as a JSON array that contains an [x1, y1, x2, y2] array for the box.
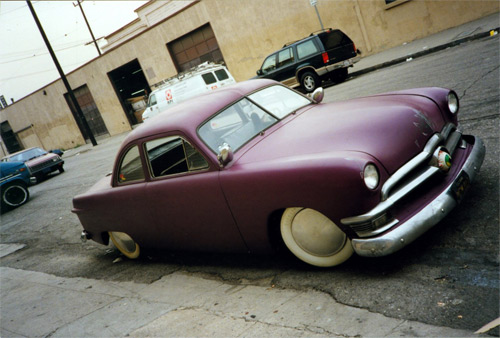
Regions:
[[165, 89, 173, 103]]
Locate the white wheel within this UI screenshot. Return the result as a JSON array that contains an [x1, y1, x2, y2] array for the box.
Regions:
[[109, 231, 140, 259], [280, 208, 353, 267], [2, 182, 29, 207]]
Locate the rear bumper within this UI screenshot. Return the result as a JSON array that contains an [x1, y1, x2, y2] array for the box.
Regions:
[[350, 135, 485, 257], [325, 56, 361, 73]]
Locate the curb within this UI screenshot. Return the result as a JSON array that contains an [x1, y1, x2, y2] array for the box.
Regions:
[[350, 27, 500, 79]]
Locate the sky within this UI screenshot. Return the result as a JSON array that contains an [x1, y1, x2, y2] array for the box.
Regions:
[[0, 1, 147, 104]]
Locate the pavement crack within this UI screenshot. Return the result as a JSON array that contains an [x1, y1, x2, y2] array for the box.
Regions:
[[460, 64, 499, 99]]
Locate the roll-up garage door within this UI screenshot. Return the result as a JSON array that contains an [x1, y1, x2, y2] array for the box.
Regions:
[[167, 23, 225, 72]]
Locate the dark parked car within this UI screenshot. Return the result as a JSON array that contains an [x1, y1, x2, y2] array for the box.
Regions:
[[255, 29, 360, 92], [2, 147, 64, 182], [1, 161, 35, 211], [73, 79, 484, 267]]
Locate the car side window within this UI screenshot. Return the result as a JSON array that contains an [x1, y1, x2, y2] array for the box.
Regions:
[[145, 136, 208, 178], [297, 40, 319, 59], [261, 54, 277, 74], [117, 145, 145, 184], [148, 94, 157, 107], [277, 48, 294, 68]]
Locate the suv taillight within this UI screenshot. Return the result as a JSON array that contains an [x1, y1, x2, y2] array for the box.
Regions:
[[322, 52, 329, 64]]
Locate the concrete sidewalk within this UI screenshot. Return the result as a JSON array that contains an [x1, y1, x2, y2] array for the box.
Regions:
[[350, 12, 499, 78], [0, 266, 480, 337]]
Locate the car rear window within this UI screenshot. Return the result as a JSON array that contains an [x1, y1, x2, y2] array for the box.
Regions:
[[296, 39, 319, 59], [202, 72, 217, 85], [215, 69, 229, 81], [319, 30, 352, 50]]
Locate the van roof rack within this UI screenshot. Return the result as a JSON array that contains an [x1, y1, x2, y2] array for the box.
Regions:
[[151, 61, 226, 89]]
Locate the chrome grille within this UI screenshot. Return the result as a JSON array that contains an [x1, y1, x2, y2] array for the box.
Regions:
[[29, 158, 62, 174]]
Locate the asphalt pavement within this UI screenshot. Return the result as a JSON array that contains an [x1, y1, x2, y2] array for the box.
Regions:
[[1, 13, 499, 337]]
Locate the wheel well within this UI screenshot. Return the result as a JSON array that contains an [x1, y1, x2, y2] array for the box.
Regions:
[[267, 209, 286, 251], [101, 231, 110, 245], [296, 67, 317, 82], [1, 179, 27, 189]]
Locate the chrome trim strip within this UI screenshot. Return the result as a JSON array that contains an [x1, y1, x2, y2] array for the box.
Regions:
[[356, 218, 400, 238], [380, 135, 440, 201], [351, 136, 485, 257], [282, 77, 299, 88], [0, 173, 22, 184], [445, 130, 462, 154], [325, 56, 361, 72], [314, 65, 328, 76], [342, 166, 439, 225], [381, 123, 455, 201]]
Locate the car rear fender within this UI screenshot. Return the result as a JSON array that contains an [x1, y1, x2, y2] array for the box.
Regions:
[[295, 65, 319, 81]]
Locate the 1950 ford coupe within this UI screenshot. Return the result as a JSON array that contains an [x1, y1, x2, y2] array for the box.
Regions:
[[72, 79, 485, 267]]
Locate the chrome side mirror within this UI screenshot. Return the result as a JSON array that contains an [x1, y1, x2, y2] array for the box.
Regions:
[[311, 87, 324, 103], [217, 143, 233, 167]]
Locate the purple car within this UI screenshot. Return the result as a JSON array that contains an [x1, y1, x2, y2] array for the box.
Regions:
[[72, 79, 485, 267]]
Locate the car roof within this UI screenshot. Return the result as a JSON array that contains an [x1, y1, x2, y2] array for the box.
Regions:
[[280, 28, 344, 49], [150, 62, 231, 93], [123, 79, 278, 145], [2, 147, 42, 159]]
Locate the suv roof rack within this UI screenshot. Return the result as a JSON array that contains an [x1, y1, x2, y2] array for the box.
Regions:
[[282, 28, 337, 47], [309, 28, 334, 36], [282, 39, 300, 48]]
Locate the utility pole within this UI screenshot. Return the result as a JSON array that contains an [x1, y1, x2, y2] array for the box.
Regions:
[[73, 0, 101, 56], [27, 0, 97, 146]]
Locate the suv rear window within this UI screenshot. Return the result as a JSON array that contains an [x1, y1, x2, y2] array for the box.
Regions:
[[319, 30, 352, 50], [296, 40, 318, 59]]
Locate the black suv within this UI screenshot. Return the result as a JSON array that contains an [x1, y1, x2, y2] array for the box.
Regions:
[[255, 29, 360, 92]]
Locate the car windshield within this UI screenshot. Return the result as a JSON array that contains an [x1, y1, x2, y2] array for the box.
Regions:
[[4, 148, 47, 162], [198, 85, 310, 153], [248, 85, 310, 119]]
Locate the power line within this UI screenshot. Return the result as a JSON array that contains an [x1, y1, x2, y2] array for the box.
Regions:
[[0, 40, 94, 64], [0, 60, 90, 81]]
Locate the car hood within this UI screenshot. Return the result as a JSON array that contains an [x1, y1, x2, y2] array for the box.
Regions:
[[25, 153, 59, 167], [0, 162, 27, 178], [239, 94, 444, 175]]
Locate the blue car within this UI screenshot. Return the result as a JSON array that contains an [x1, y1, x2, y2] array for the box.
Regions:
[[0, 161, 35, 211]]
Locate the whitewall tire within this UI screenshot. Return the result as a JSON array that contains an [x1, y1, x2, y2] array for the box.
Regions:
[[280, 208, 353, 267], [109, 231, 140, 259]]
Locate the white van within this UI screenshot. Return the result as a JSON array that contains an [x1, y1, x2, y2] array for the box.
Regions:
[[142, 62, 236, 121]]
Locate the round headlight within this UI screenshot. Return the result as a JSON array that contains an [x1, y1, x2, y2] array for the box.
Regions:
[[447, 91, 459, 114], [363, 164, 379, 190]]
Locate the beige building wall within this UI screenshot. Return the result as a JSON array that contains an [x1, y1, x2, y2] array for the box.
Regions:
[[1, 0, 498, 155]]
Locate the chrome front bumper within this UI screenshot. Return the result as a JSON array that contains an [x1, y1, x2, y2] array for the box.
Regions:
[[350, 135, 485, 257]]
